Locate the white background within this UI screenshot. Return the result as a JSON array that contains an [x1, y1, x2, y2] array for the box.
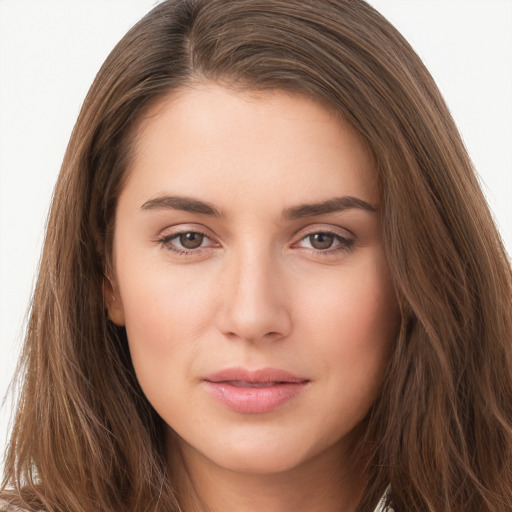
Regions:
[[1, 0, 511, 474]]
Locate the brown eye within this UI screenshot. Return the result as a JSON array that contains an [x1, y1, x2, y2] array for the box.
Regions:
[[296, 230, 354, 254], [179, 232, 204, 249], [308, 233, 335, 250]]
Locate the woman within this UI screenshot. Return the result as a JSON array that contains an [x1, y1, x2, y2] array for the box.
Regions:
[[1, 1, 511, 511]]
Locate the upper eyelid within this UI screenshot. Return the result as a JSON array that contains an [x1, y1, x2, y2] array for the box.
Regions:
[[158, 223, 214, 238], [293, 224, 355, 240], [158, 225, 352, 237], [156, 224, 354, 247]]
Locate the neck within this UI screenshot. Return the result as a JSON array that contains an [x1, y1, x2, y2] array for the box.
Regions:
[[168, 435, 369, 512]]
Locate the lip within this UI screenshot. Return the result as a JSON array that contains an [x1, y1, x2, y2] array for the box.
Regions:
[[203, 367, 310, 414]]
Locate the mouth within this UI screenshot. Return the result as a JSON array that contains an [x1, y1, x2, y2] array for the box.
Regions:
[[203, 367, 310, 414], [225, 380, 285, 388]]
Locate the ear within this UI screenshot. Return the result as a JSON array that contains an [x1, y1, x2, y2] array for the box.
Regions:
[[104, 268, 125, 326]]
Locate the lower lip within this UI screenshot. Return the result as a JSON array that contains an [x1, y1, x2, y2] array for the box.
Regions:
[[204, 381, 309, 414]]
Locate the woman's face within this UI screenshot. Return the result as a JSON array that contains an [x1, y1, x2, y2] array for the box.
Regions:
[[107, 84, 399, 475]]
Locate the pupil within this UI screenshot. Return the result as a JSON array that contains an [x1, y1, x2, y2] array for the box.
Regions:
[[180, 232, 204, 249], [311, 233, 334, 250]]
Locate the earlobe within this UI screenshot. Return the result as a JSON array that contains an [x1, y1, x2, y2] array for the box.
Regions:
[[104, 270, 125, 326]]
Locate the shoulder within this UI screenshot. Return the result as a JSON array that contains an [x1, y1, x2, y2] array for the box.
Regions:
[[0, 498, 33, 512]]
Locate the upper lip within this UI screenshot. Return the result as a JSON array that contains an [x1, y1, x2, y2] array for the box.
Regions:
[[204, 367, 309, 384]]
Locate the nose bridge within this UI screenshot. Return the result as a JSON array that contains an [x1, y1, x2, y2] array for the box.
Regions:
[[218, 239, 291, 342]]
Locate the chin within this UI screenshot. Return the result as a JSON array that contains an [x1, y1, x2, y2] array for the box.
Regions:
[[211, 445, 310, 475], [180, 423, 345, 477]]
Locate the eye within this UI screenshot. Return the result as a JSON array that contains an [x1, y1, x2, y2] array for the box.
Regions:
[[296, 230, 354, 253], [306, 232, 336, 250], [176, 232, 205, 249], [158, 229, 216, 254]]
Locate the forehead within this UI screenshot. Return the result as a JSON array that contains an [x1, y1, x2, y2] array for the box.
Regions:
[[122, 83, 378, 216]]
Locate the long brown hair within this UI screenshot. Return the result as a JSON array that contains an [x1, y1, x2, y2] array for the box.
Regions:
[[2, 1, 511, 511]]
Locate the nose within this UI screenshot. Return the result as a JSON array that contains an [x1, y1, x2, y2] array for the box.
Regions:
[[216, 247, 292, 343]]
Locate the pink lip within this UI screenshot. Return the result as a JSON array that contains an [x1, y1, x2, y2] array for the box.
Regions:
[[203, 367, 309, 414]]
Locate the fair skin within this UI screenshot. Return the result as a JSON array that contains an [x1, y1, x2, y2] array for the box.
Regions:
[[107, 83, 399, 512]]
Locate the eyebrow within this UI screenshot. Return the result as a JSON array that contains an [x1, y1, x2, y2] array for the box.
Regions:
[[282, 196, 377, 219], [140, 195, 224, 217], [140, 194, 377, 219]]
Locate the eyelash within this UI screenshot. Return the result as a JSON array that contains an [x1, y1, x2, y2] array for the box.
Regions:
[[295, 230, 355, 255], [158, 229, 214, 257], [157, 228, 355, 257]]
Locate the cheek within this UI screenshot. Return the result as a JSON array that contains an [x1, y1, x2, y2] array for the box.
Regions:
[[298, 255, 398, 391], [116, 259, 219, 375], [305, 259, 395, 329]]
